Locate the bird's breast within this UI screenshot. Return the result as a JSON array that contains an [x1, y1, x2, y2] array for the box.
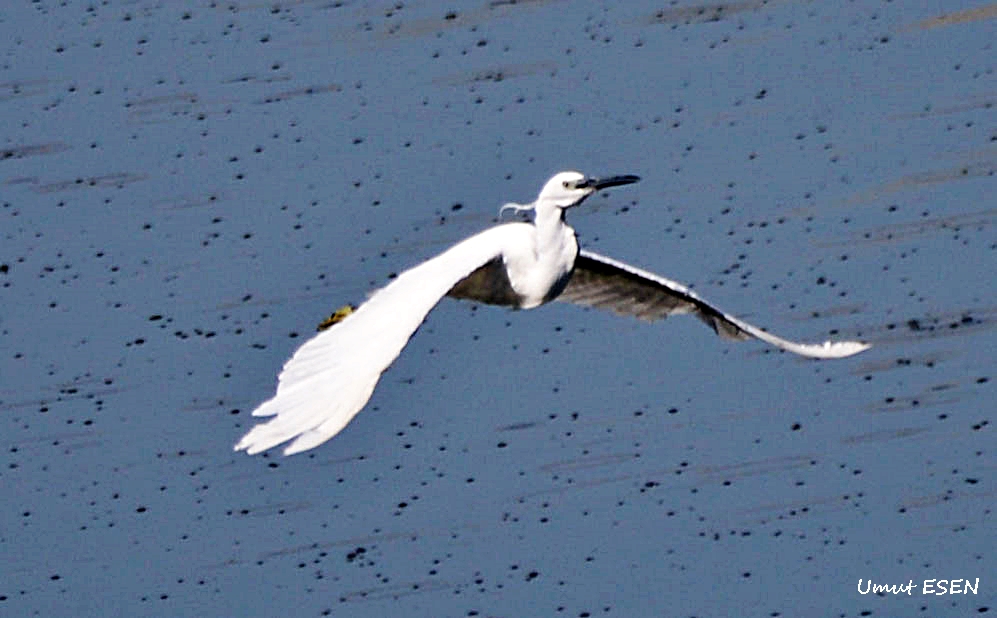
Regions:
[[505, 231, 578, 309]]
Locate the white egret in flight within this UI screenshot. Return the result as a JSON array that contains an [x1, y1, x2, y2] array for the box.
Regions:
[[235, 172, 870, 456]]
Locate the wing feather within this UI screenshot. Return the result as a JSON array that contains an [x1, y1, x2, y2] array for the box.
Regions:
[[234, 224, 529, 455], [560, 250, 870, 359]]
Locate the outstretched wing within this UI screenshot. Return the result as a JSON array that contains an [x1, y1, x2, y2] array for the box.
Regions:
[[559, 250, 870, 359], [235, 224, 530, 456]]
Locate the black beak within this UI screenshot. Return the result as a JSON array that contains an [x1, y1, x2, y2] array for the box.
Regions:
[[575, 174, 641, 191]]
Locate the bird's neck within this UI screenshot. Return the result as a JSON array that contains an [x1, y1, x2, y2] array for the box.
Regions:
[[533, 204, 571, 252]]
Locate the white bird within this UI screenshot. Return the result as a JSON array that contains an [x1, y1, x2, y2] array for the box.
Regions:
[[235, 171, 870, 456]]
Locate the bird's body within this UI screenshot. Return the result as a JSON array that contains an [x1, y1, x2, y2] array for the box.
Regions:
[[235, 172, 869, 456]]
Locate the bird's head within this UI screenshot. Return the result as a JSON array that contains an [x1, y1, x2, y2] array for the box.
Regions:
[[499, 171, 640, 218], [538, 171, 641, 209]]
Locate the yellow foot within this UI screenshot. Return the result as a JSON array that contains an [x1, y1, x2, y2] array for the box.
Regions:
[[316, 304, 356, 331]]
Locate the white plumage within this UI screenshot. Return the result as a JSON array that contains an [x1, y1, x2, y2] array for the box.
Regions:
[[235, 172, 869, 456]]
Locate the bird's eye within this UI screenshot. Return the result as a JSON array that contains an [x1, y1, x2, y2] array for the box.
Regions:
[[562, 181, 571, 188]]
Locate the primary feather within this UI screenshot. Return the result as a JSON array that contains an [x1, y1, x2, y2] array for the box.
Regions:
[[234, 224, 530, 455]]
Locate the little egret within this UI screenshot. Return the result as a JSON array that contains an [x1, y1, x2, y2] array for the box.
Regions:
[[235, 171, 870, 456]]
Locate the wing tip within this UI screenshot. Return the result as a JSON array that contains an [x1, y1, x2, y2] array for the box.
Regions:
[[806, 339, 872, 359], [233, 434, 271, 456], [282, 429, 333, 456], [233, 430, 336, 457]]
